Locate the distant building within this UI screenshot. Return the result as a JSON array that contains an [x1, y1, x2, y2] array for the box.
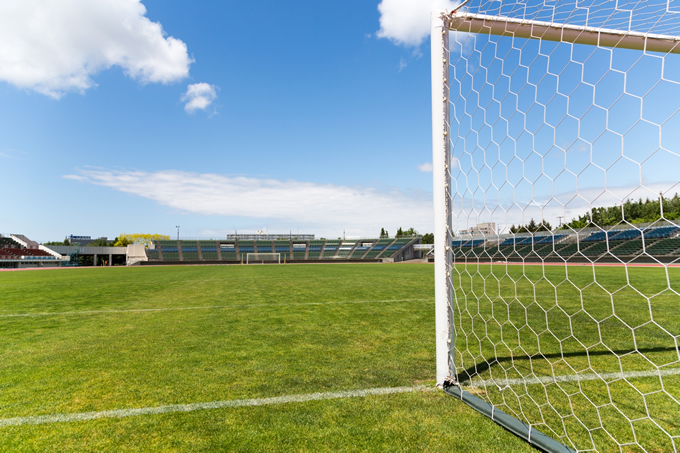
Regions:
[[460, 222, 496, 236], [68, 235, 108, 246], [226, 229, 314, 240]]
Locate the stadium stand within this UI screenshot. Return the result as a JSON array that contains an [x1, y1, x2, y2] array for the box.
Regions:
[[219, 242, 238, 261], [292, 242, 307, 260], [180, 240, 200, 261], [321, 240, 341, 259], [199, 241, 218, 260], [349, 241, 373, 259], [146, 236, 420, 264], [255, 240, 272, 253], [307, 240, 324, 260], [274, 241, 291, 258], [445, 224, 680, 264], [142, 224, 680, 265], [0, 234, 63, 269], [336, 242, 357, 258]]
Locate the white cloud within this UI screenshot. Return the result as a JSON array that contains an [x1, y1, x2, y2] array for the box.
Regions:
[[377, 0, 460, 46], [182, 83, 218, 113], [418, 162, 434, 172], [64, 169, 434, 235], [451, 182, 679, 234], [0, 0, 192, 98]]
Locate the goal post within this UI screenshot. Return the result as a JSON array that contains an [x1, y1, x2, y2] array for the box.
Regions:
[[433, 2, 680, 451], [245, 253, 282, 264]]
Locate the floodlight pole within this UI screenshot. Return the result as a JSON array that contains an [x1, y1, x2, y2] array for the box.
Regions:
[[176, 226, 180, 241], [431, 11, 454, 387]]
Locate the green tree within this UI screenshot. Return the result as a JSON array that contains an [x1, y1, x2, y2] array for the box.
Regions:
[[561, 193, 680, 230], [396, 227, 404, 236], [88, 238, 111, 247], [115, 234, 171, 247], [380, 228, 389, 238], [43, 238, 70, 246], [400, 227, 418, 236], [421, 233, 434, 244], [510, 219, 552, 234]]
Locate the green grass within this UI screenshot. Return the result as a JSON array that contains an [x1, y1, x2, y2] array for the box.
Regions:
[[452, 263, 680, 452], [0, 263, 535, 452]]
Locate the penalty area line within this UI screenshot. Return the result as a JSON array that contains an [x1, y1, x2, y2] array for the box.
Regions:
[[0, 386, 432, 427], [461, 367, 680, 389], [0, 298, 434, 319]]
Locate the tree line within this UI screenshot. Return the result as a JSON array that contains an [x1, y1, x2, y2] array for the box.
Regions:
[[43, 234, 170, 247], [378, 227, 433, 244], [561, 194, 680, 229]]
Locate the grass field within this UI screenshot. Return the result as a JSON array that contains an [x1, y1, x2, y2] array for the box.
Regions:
[[0, 263, 536, 452], [452, 262, 680, 452]]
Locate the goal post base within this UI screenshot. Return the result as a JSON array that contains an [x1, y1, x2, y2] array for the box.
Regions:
[[443, 384, 573, 453]]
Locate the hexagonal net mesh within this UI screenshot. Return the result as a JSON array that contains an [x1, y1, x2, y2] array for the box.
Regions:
[[434, 0, 680, 451]]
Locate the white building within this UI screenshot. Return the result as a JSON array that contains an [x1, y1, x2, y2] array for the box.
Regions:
[[460, 222, 496, 236]]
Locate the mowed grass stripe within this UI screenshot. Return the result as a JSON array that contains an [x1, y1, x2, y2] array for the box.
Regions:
[[0, 298, 433, 318], [0, 386, 432, 427], [0, 264, 435, 315], [0, 266, 437, 420], [0, 263, 525, 451]]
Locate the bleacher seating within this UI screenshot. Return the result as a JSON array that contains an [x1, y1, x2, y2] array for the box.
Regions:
[[199, 241, 219, 260], [644, 226, 679, 239], [219, 242, 238, 261], [609, 229, 641, 241], [581, 241, 613, 256], [644, 238, 680, 255], [292, 242, 307, 260], [350, 243, 372, 259], [322, 241, 341, 258], [610, 240, 644, 257], [274, 242, 291, 254], [336, 243, 356, 258], [307, 240, 324, 259], [581, 231, 609, 242], [132, 224, 676, 264], [238, 240, 255, 255]]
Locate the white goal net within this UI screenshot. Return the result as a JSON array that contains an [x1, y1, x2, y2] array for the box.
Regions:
[[245, 253, 281, 264], [432, 1, 680, 451]]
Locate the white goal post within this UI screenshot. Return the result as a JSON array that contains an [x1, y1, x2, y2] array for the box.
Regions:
[[432, 2, 680, 452], [245, 253, 281, 264]]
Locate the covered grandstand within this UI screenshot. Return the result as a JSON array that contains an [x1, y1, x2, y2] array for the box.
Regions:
[[146, 236, 422, 264], [450, 222, 680, 264], [0, 234, 64, 269]]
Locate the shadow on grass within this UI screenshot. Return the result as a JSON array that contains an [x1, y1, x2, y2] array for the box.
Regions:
[[455, 345, 680, 383]]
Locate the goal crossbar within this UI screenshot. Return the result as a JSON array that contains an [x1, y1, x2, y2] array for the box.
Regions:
[[446, 11, 680, 54]]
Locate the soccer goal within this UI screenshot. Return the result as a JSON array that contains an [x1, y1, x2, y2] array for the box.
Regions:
[[432, 1, 680, 451], [245, 252, 282, 264]]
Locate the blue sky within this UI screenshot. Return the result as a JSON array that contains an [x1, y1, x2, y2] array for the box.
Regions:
[[0, 0, 450, 242], [446, 0, 680, 233], [2, 0, 679, 242]]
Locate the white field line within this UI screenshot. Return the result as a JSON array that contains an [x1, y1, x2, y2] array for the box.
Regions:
[[0, 386, 432, 427], [0, 298, 433, 319], [462, 368, 680, 389]]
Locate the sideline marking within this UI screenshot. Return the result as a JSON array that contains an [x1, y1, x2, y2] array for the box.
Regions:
[[0, 298, 433, 319], [0, 386, 431, 427], [462, 367, 680, 389]]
